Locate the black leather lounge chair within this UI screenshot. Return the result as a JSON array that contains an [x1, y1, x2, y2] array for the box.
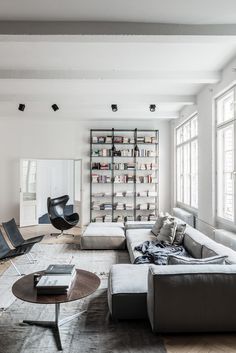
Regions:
[[0, 228, 34, 275], [47, 195, 79, 237], [2, 218, 44, 248]]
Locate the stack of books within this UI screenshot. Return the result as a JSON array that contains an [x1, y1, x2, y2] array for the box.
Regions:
[[104, 215, 112, 222], [36, 264, 76, 295]]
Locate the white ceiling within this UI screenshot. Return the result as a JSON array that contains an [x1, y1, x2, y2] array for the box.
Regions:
[[0, 36, 235, 120], [1, 0, 236, 24]]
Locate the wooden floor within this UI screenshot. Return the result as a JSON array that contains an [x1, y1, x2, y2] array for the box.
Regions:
[[1, 225, 236, 353]]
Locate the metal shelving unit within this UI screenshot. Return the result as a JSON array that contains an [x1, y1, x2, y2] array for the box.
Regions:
[[90, 128, 159, 223]]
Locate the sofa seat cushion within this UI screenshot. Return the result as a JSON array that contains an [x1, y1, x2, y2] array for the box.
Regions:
[[126, 229, 156, 263], [81, 224, 126, 250], [108, 264, 149, 319], [89, 222, 124, 228]]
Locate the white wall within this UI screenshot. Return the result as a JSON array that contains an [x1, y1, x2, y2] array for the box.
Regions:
[[170, 55, 236, 236], [0, 118, 171, 225]]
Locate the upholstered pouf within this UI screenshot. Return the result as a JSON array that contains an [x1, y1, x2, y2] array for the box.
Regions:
[[81, 223, 126, 250], [108, 264, 149, 320]]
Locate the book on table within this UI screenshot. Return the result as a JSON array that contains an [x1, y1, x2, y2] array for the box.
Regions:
[[45, 264, 76, 276], [36, 264, 76, 295]]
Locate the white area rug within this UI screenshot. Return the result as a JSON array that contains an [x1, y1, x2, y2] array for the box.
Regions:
[[0, 244, 166, 353]]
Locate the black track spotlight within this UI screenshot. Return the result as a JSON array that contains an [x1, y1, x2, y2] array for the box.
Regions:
[[52, 104, 59, 111], [149, 104, 156, 112], [111, 104, 118, 112], [18, 104, 25, 112]]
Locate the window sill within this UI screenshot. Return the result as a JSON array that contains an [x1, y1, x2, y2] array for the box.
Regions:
[[176, 202, 198, 216]]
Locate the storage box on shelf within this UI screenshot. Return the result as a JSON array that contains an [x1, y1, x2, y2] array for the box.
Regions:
[[90, 129, 159, 223]]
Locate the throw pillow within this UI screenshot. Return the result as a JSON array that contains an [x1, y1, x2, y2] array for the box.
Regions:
[[151, 215, 168, 236], [173, 223, 186, 246], [156, 219, 177, 245], [167, 254, 228, 265]]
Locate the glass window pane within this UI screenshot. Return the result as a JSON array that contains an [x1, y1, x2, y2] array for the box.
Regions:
[[177, 146, 183, 202], [191, 116, 198, 138], [183, 121, 190, 142], [183, 143, 190, 204], [191, 140, 198, 208], [217, 90, 234, 125], [176, 127, 183, 145], [217, 124, 234, 221]]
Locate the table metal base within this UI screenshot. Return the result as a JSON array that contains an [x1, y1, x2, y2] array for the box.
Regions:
[[23, 303, 86, 351]]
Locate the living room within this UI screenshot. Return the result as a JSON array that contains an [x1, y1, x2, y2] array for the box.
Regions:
[[1, 1, 236, 352]]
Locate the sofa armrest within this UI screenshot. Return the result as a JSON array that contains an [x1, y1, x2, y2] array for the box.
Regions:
[[147, 264, 236, 333]]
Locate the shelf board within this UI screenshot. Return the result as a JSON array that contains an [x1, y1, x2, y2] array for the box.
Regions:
[[92, 142, 158, 145]]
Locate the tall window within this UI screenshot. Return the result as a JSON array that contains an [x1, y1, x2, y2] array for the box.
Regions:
[[176, 115, 198, 208], [216, 88, 235, 222]]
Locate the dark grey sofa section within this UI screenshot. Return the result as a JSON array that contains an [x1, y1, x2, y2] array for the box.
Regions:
[[148, 264, 236, 332]]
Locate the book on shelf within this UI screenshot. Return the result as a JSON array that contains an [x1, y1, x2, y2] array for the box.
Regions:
[[114, 192, 123, 197], [115, 202, 125, 210], [116, 215, 124, 222], [125, 215, 134, 221], [104, 215, 112, 222], [149, 214, 157, 221], [139, 203, 148, 210], [94, 216, 104, 222], [125, 191, 134, 197], [148, 191, 158, 197], [125, 203, 133, 210], [137, 191, 148, 197]]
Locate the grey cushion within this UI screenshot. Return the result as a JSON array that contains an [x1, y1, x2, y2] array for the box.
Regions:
[[108, 264, 149, 319], [81, 224, 125, 250], [183, 233, 203, 258], [167, 254, 227, 265], [157, 219, 177, 244], [173, 223, 186, 246], [151, 216, 168, 236], [202, 245, 218, 258]]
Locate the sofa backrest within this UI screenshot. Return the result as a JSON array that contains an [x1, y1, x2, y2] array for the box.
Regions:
[[173, 207, 195, 227], [184, 225, 236, 264]]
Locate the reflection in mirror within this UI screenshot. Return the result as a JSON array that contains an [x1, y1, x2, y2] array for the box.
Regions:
[[22, 160, 37, 201], [20, 159, 82, 227]]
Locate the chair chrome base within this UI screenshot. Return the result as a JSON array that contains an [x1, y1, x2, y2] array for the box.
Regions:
[[23, 303, 86, 351], [50, 231, 75, 238]]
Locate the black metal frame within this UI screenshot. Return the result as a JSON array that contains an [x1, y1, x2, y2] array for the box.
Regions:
[[90, 128, 159, 223]]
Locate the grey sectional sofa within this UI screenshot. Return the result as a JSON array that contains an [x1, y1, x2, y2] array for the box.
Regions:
[[108, 220, 236, 333]]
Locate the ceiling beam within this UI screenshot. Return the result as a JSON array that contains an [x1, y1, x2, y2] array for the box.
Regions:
[[0, 21, 236, 36], [0, 94, 195, 105], [0, 70, 220, 84]]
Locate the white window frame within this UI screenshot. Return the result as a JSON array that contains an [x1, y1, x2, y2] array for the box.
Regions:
[[176, 114, 198, 210], [216, 87, 236, 225]]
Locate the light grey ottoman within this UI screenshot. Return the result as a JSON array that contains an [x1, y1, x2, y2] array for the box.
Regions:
[[108, 264, 149, 320], [81, 223, 126, 250]]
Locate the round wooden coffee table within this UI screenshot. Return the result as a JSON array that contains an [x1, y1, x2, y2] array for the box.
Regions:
[[12, 269, 100, 351]]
